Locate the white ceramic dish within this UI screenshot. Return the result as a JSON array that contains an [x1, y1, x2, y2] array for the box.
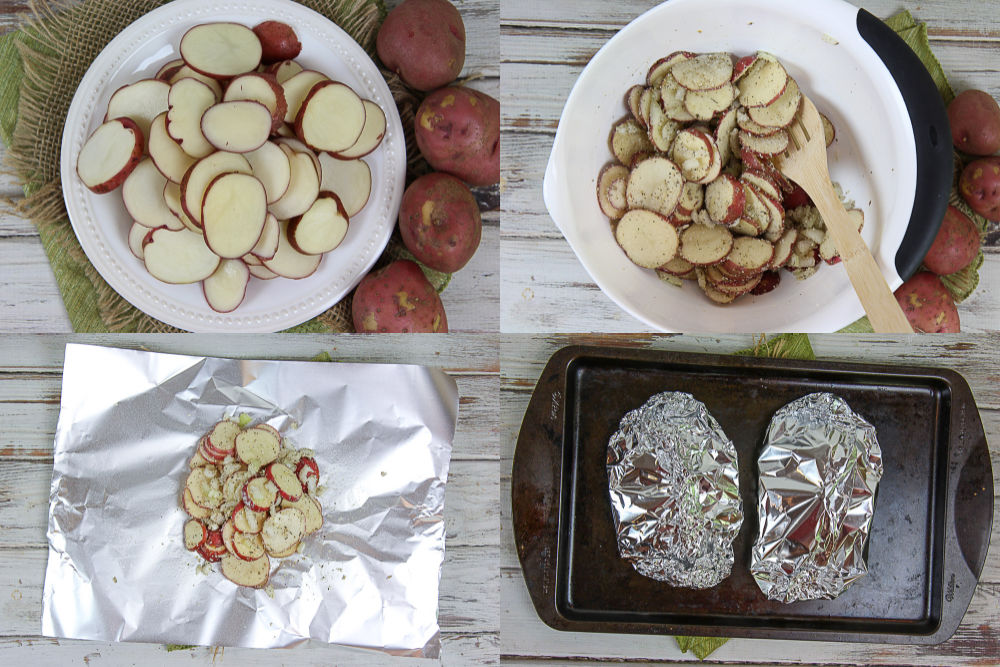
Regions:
[[544, 0, 922, 333], [61, 0, 405, 332]]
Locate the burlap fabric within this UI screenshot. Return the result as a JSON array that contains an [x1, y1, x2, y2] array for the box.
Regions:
[[1, 0, 442, 332]]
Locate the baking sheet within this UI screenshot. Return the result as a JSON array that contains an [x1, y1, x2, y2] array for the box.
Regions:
[[42, 344, 458, 656]]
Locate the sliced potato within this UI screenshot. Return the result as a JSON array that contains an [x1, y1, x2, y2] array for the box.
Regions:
[[615, 209, 679, 269], [625, 156, 683, 216]]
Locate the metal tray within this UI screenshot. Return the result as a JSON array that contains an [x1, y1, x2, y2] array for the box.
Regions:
[[511, 346, 993, 644]]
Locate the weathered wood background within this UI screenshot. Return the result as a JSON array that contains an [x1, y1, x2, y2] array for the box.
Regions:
[[501, 333, 1000, 665], [0, 0, 499, 333], [500, 0, 1000, 333]]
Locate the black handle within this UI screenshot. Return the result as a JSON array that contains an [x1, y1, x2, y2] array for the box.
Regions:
[[856, 9, 953, 281]]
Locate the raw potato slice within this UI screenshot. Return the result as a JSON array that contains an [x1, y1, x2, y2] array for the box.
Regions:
[[610, 118, 654, 166], [186, 467, 217, 508], [679, 223, 734, 265], [739, 185, 769, 234], [597, 163, 629, 219], [715, 107, 738, 167], [275, 138, 321, 176], [281, 494, 323, 534], [262, 220, 323, 279], [206, 420, 240, 454], [220, 552, 270, 588], [712, 271, 762, 296], [281, 69, 328, 123], [638, 87, 654, 127], [243, 477, 279, 513], [756, 192, 786, 241], [737, 107, 781, 137], [615, 209, 679, 269], [266, 462, 303, 501], [261, 507, 306, 556], [295, 81, 365, 153], [181, 151, 252, 223], [739, 129, 789, 155], [180, 23, 263, 79], [724, 236, 775, 273], [169, 65, 224, 100], [287, 192, 349, 255], [77, 118, 144, 193], [163, 181, 200, 232], [269, 149, 321, 220], [747, 77, 801, 128], [318, 153, 372, 217], [166, 77, 216, 159], [224, 73, 288, 134], [646, 101, 680, 152], [143, 227, 220, 284], [201, 101, 273, 153], [821, 113, 836, 146], [696, 268, 736, 304], [223, 471, 254, 504], [251, 213, 280, 260], [646, 51, 694, 87], [236, 426, 281, 469], [105, 78, 170, 139], [626, 157, 683, 217], [296, 457, 319, 488], [234, 503, 266, 534], [128, 222, 148, 259], [670, 53, 733, 91], [660, 73, 694, 122], [201, 172, 268, 258], [770, 228, 797, 269], [336, 100, 386, 159], [123, 159, 183, 230], [248, 263, 279, 280], [741, 171, 781, 202], [607, 178, 627, 211], [269, 59, 303, 84], [705, 174, 746, 224], [658, 255, 695, 276], [222, 519, 238, 554], [156, 58, 184, 81], [677, 181, 704, 214], [232, 529, 266, 561], [740, 147, 792, 192], [183, 487, 212, 519], [737, 58, 788, 108], [625, 85, 644, 123], [202, 259, 250, 313], [731, 54, 760, 83], [148, 112, 196, 184], [244, 142, 291, 204], [683, 83, 735, 121], [184, 519, 207, 550], [670, 128, 720, 184]]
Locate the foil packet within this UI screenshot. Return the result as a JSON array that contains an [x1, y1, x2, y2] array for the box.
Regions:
[[751, 392, 883, 603], [607, 392, 743, 588], [42, 344, 458, 656]]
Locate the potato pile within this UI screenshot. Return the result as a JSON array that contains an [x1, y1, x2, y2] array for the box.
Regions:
[[353, 0, 499, 333], [598, 51, 864, 305], [76, 21, 386, 314], [182, 419, 323, 589]]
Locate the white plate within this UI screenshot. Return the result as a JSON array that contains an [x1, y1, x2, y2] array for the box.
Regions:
[[61, 0, 405, 332], [543, 0, 916, 333]]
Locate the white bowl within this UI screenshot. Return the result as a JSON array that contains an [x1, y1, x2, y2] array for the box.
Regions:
[[544, 0, 921, 333], [61, 0, 405, 332]]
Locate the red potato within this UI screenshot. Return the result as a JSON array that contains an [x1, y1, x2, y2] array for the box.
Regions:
[[253, 21, 302, 65], [948, 89, 1000, 156], [415, 86, 500, 186], [398, 173, 482, 272], [923, 205, 981, 275], [960, 157, 1000, 221], [76, 118, 144, 194], [894, 272, 959, 333], [352, 259, 448, 333], [376, 0, 466, 91]]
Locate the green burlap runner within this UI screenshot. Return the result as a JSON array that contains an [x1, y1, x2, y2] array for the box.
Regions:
[[0, 0, 454, 332]]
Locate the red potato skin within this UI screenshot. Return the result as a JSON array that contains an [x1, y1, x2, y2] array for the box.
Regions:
[[286, 191, 349, 255], [948, 89, 1000, 156], [415, 86, 500, 186], [782, 181, 812, 209], [253, 21, 302, 65], [79, 117, 145, 194], [398, 173, 482, 272], [923, 205, 981, 275], [352, 259, 448, 333], [960, 157, 1000, 221], [226, 72, 288, 134], [376, 0, 466, 92], [894, 272, 960, 333]]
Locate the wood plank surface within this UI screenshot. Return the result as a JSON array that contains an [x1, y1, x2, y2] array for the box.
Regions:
[[500, 0, 1000, 333], [0, 333, 501, 665], [500, 333, 1000, 665]]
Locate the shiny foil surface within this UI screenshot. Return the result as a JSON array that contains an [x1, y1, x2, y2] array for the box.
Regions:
[[607, 392, 743, 588], [751, 392, 883, 603], [41, 344, 459, 656]]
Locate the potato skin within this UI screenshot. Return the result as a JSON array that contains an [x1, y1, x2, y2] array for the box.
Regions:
[[376, 0, 466, 92], [948, 89, 1000, 156], [253, 21, 302, 65], [923, 205, 980, 275], [399, 173, 482, 272], [352, 260, 449, 333], [959, 157, 1000, 221], [415, 86, 500, 186], [894, 271, 960, 333]]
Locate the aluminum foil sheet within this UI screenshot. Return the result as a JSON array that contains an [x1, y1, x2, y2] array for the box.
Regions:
[[751, 392, 882, 603], [42, 344, 458, 656], [607, 392, 743, 588]]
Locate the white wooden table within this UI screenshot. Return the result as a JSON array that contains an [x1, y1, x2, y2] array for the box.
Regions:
[[0, 0, 499, 333], [0, 334, 500, 665], [501, 333, 1000, 665], [500, 0, 1000, 333]]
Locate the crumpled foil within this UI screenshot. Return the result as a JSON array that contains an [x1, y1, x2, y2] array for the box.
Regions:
[[751, 392, 883, 603], [41, 344, 458, 657], [607, 392, 743, 588]]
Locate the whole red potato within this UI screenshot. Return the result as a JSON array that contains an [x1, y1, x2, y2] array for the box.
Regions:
[[253, 21, 302, 65], [894, 272, 960, 333], [948, 89, 1000, 155], [399, 173, 482, 272], [352, 260, 448, 333], [376, 0, 466, 92], [923, 205, 980, 275], [959, 157, 1000, 221], [415, 86, 500, 186]]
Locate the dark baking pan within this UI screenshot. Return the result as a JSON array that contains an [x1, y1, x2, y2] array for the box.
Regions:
[[511, 346, 993, 644]]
